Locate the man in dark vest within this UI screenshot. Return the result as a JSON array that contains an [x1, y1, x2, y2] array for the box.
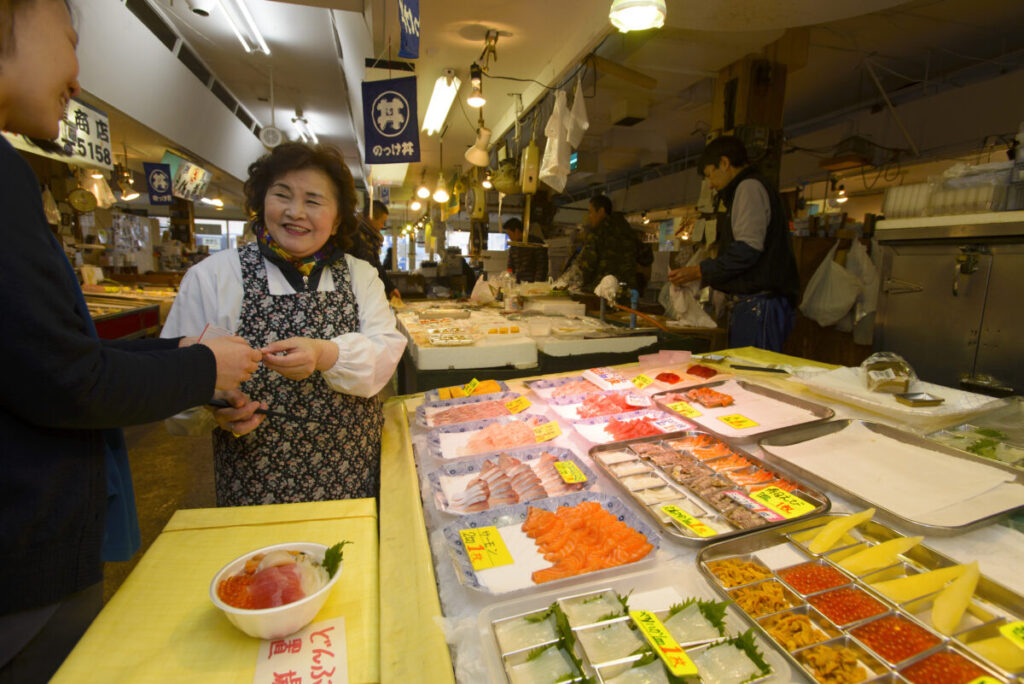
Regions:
[[669, 136, 800, 351]]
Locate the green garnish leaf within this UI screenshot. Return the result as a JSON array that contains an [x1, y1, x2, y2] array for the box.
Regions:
[[616, 590, 633, 613], [719, 628, 771, 676], [323, 541, 351, 578], [526, 643, 553, 661], [966, 438, 999, 458], [582, 593, 607, 604], [554, 675, 573, 683], [974, 427, 1006, 439], [632, 649, 658, 667], [697, 599, 731, 635], [524, 607, 552, 624]]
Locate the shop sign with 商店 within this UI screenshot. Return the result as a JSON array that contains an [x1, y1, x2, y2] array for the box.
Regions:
[[362, 76, 420, 165], [3, 99, 113, 173]]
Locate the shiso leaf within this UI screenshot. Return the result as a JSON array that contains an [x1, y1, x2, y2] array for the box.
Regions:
[[616, 590, 633, 614], [630, 647, 690, 683], [323, 541, 351, 578], [526, 643, 554, 661], [974, 427, 1006, 439], [720, 628, 771, 677], [665, 598, 730, 635]]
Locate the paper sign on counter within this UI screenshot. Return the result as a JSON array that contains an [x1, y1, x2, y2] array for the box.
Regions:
[[462, 378, 480, 395], [631, 374, 653, 389], [667, 400, 702, 418], [459, 526, 514, 571], [554, 461, 587, 484], [999, 621, 1024, 650], [630, 610, 699, 677], [661, 505, 716, 537], [751, 486, 816, 519], [534, 421, 562, 442], [718, 413, 759, 429], [256, 616, 349, 684], [505, 396, 531, 414]]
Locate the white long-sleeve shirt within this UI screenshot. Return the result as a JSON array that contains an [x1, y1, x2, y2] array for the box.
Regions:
[[730, 179, 771, 252], [161, 248, 406, 398]]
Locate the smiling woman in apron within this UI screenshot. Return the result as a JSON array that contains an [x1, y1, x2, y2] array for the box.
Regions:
[[162, 143, 406, 506]]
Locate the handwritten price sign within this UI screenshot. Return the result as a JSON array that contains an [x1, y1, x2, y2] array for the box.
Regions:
[[718, 413, 759, 429], [631, 374, 653, 389], [505, 396, 531, 414], [462, 378, 480, 395], [661, 505, 716, 537], [630, 610, 699, 677], [998, 621, 1024, 650], [750, 486, 815, 519], [534, 421, 562, 443], [459, 526, 514, 571], [667, 400, 702, 418], [554, 461, 587, 484]]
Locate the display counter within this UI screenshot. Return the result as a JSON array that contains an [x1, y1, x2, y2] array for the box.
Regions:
[[85, 297, 161, 339]]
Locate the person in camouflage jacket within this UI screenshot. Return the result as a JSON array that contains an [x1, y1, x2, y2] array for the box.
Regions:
[[577, 195, 644, 291], [502, 217, 548, 282]]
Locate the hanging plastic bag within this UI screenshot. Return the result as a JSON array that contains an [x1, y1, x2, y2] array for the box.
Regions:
[[799, 240, 862, 327], [567, 75, 589, 149], [41, 186, 61, 225], [539, 90, 570, 193], [658, 283, 718, 328], [469, 274, 495, 304], [844, 238, 880, 343]]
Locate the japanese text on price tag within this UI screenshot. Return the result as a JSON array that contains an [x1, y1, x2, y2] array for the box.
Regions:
[[459, 526, 514, 571], [554, 461, 587, 484], [718, 414, 759, 429], [999, 621, 1024, 650], [661, 505, 716, 537], [505, 396, 531, 414], [750, 486, 815, 519], [534, 421, 562, 442], [462, 378, 480, 395], [667, 400, 702, 418], [630, 610, 699, 677], [967, 678, 1003, 684], [631, 374, 653, 389]]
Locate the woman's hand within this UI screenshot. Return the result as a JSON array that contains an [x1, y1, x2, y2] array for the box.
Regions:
[[261, 337, 339, 381], [209, 389, 266, 436]]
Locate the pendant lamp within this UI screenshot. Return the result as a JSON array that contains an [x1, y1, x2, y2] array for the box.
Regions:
[[609, 0, 666, 32]]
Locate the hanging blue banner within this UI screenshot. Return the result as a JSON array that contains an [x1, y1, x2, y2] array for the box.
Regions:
[[362, 76, 420, 165], [143, 162, 173, 205], [398, 0, 419, 59]]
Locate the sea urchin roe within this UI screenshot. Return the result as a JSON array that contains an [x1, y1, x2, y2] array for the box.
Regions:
[[899, 650, 989, 684], [778, 562, 850, 595], [798, 644, 869, 684], [851, 615, 941, 664], [217, 575, 256, 609], [707, 557, 773, 588], [762, 612, 828, 651], [809, 587, 886, 625], [732, 581, 794, 617]]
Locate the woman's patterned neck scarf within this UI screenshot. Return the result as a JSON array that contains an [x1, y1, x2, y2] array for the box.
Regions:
[[254, 222, 336, 276]]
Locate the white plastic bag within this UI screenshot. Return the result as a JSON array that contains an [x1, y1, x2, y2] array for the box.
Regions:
[[799, 240, 862, 327], [845, 238, 880, 343], [567, 75, 589, 149], [539, 90, 570, 193], [658, 283, 718, 328], [469, 274, 495, 304]]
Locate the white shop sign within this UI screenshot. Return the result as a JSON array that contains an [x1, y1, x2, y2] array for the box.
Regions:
[[2, 98, 113, 172]]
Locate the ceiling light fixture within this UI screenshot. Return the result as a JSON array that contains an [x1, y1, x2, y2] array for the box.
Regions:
[[409, 199, 422, 212], [201, 197, 225, 208], [422, 69, 460, 135], [416, 184, 431, 199], [433, 174, 449, 204], [642, 211, 650, 224], [608, 0, 666, 32], [291, 108, 318, 144], [89, 169, 105, 179], [467, 62, 486, 108], [220, 0, 271, 55], [481, 169, 493, 190], [836, 185, 849, 203], [464, 125, 491, 167], [115, 142, 139, 201]]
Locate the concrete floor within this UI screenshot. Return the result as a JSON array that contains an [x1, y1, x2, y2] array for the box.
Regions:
[[102, 423, 217, 603]]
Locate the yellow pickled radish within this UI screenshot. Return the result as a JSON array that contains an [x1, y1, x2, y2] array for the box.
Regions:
[[837, 536, 923, 575], [932, 561, 980, 635], [968, 634, 1024, 671], [870, 564, 969, 602], [808, 508, 875, 554]]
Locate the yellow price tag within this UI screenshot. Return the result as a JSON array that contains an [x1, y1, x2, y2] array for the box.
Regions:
[[718, 414, 759, 429], [631, 374, 653, 389], [630, 610, 699, 677], [534, 421, 562, 442], [505, 396, 532, 414], [750, 486, 815, 519], [554, 461, 587, 484], [667, 400, 702, 418], [968, 678, 1003, 684], [104, 286, 120, 293], [661, 505, 716, 537], [459, 526, 514, 571], [999, 621, 1024, 650], [462, 378, 480, 396]]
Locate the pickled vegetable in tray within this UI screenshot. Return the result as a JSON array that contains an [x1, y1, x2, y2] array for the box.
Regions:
[[698, 510, 1023, 683]]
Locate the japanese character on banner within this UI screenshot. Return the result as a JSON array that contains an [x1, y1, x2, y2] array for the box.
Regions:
[[362, 76, 419, 165]]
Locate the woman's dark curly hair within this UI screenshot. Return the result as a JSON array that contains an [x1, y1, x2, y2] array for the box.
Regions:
[[243, 142, 357, 253]]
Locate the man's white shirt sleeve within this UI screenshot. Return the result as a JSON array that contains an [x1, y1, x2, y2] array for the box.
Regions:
[[730, 178, 771, 252]]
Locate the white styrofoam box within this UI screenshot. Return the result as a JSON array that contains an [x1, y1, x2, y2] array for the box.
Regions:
[[522, 298, 586, 316], [537, 335, 658, 357], [410, 336, 538, 371]]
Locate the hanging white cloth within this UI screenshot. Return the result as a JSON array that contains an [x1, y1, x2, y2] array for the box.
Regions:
[[539, 89, 571, 193], [567, 75, 589, 149]]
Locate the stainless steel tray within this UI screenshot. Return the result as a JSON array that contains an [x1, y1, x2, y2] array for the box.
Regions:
[[652, 379, 835, 441], [758, 419, 1024, 536], [697, 513, 1024, 683], [589, 432, 831, 547], [928, 396, 1024, 474]]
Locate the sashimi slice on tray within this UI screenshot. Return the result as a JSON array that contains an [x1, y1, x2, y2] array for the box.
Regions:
[[525, 375, 601, 400], [546, 390, 653, 421], [442, 491, 660, 594], [571, 409, 691, 445], [415, 391, 542, 428], [426, 414, 563, 460], [643, 364, 732, 390], [427, 446, 596, 515]]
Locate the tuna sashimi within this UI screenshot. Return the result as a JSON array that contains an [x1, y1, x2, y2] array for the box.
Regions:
[[576, 392, 641, 418], [550, 379, 600, 398], [247, 564, 306, 609], [604, 416, 661, 441], [686, 364, 718, 379]]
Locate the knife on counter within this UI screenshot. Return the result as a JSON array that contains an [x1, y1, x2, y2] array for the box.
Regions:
[[729, 363, 790, 374], [207, 398, 320, 424]]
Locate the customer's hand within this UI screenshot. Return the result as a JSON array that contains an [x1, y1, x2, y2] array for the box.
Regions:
[[203, 335, 262, 390], [177, 336, 199, 347], [261, 337, 339, 381], [209, 389, 266, 436], [668, 265, 701, 287]]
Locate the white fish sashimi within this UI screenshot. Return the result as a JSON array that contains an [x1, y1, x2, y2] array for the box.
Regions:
[[606, 659, 670, 684], [611, 461, 653, 477], [560, 592, 623, 626], [508, 645, 575, 684], [663, 603, 721, 644], [578, 621, 645, 665], [691, 643, 761, 684], [494, 615, 557, 653]]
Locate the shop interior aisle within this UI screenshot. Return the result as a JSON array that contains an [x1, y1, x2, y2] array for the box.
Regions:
[[102, 424, 216, 602]]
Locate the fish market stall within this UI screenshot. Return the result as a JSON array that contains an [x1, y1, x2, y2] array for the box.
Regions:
[[84, 297, 160, 339], [395, 347, 1024, 683]]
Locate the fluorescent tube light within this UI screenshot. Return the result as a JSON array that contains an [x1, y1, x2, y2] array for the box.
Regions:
[[422, 71, 460, 136], [219, 0, 270, 55]]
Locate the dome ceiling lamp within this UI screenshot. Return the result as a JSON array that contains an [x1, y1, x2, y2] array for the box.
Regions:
[[609, 0, 666, 32]]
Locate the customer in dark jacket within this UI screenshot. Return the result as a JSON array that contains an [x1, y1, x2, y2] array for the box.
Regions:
[[577, 195, 641, 292], [502, 217, 548, 282], [0, 3, 261, 681], [352, 200, 399, 298]]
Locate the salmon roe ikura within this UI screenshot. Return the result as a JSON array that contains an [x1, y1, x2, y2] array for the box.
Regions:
[[777, 562, 849, 594], [217, 574, 256, 609], [808, 587, 886, 625], [900, 651, 990, 684], [851, 615, 941, 664]]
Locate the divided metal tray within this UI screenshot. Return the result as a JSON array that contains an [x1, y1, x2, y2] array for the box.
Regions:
[[698, 513, 1024, 683]]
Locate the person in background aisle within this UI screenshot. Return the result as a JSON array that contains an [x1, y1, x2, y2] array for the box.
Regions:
[[502, 217, 548, 282], [577, 194, 643, 292], [0, 2, 261, 681], [162, 142, 407, 507], [352, 199, 400, 300], [667, 136, 800, 352]]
